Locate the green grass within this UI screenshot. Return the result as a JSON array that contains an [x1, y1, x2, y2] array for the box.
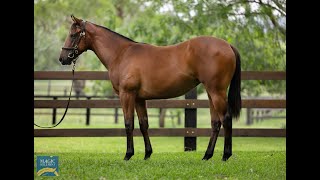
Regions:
[[34, 137, 286, 179]]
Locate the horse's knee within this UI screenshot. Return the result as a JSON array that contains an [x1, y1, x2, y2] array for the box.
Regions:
[[125, 122, 133, 134], [139, 117, 149, 131], [211, 121, 221, 132], [139, 122, 149, 131]]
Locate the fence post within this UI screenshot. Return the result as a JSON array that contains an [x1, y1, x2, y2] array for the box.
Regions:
[[246, 108, 252, 125], [257, 110, 261, 122], [184, 87, 197, 151], [47, 80, 51, 96], [159, 108, 166, 128], [52, 96, 57, 125], [86, 97, 91, 125], [114, 108, 118, 124]]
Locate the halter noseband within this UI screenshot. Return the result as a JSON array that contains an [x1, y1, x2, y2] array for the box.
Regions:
[[62, 20, 87, 62]]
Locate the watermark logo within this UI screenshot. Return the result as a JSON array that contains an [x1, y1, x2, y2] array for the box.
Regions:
[[36, 156, 59, 176]]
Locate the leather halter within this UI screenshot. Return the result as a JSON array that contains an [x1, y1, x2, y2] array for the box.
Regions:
[[34, 21, 87, 128], [62, 20, 87, 63]]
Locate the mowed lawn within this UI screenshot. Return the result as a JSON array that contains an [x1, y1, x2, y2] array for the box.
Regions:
[[34, 137, 286, 179]]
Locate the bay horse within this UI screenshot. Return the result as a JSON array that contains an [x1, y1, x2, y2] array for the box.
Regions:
[[59, 15, 241, 161]]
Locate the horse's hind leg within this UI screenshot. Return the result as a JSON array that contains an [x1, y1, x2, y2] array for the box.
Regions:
[[222, 111, 232, 161], [119, 91, 136, 160], [135, 99, 153, 160], [202, 90, 227, 161]]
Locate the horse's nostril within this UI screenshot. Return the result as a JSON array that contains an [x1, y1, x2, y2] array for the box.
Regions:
[[59, 58, 62, 62]]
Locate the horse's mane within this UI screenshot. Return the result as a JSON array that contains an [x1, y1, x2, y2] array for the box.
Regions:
[[96, 24, 137, 43]]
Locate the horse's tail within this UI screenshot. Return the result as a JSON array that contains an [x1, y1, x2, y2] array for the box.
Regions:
[[228, 45, 242, 119]]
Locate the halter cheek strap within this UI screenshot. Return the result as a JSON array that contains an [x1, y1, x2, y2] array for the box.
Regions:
[[62, 20, 87, 63]]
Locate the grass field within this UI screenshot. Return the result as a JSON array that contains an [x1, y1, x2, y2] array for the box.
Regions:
[[34, 137, 286, 179], [34, 80, 286, 179]]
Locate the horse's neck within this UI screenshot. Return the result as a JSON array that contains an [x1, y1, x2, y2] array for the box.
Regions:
[[88, 27, 133, 70]]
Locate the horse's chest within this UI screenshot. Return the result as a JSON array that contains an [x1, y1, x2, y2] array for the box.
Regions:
[[108, 71, 120, 93]]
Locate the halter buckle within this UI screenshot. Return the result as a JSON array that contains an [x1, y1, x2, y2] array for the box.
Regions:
[[68, 52, 75, 58]]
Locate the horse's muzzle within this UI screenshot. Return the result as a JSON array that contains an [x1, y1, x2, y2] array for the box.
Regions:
[[59, 58, 72, 65]]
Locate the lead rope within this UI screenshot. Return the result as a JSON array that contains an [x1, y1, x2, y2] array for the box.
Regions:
[[34, 62, 76, 128]]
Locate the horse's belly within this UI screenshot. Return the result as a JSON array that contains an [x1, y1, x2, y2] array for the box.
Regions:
[[138, 76, 199, 99]]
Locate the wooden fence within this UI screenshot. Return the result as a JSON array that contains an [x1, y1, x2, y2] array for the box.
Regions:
[[34, 71, 286, 151], [34, 95, 181, 126]]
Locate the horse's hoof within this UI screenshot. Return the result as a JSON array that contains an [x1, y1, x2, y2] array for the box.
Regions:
[[202, 153, 213, 160], [222, 153, 232, 161], [144, 155, 151, 160], [123, 152, 134, 161], [144, 150, 153, 160]]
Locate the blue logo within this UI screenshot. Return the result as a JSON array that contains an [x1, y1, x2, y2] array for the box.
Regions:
[[36, 156, 59, 176]]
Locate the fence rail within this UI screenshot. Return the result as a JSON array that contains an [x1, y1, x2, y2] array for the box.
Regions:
[[34, 99, 286, 108], [34, 71, 286, 150]]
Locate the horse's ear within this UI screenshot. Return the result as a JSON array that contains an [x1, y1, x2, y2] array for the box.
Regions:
[[71, 14, 82, 25]]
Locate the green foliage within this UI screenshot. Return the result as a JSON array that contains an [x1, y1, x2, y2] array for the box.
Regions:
[[34, 0, 286, 96]]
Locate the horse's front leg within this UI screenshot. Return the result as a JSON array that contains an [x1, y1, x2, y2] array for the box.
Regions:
[[135, 99, 153, 160], [120, 91, 136, 160]]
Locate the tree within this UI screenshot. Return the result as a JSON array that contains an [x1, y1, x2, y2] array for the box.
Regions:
[[34, 0, 286, 97]]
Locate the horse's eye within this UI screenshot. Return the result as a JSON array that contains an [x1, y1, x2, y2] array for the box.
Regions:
[[70, 34, 76, 39]]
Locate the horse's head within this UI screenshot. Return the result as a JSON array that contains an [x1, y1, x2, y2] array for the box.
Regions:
[[59, 15, 88, 65]]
